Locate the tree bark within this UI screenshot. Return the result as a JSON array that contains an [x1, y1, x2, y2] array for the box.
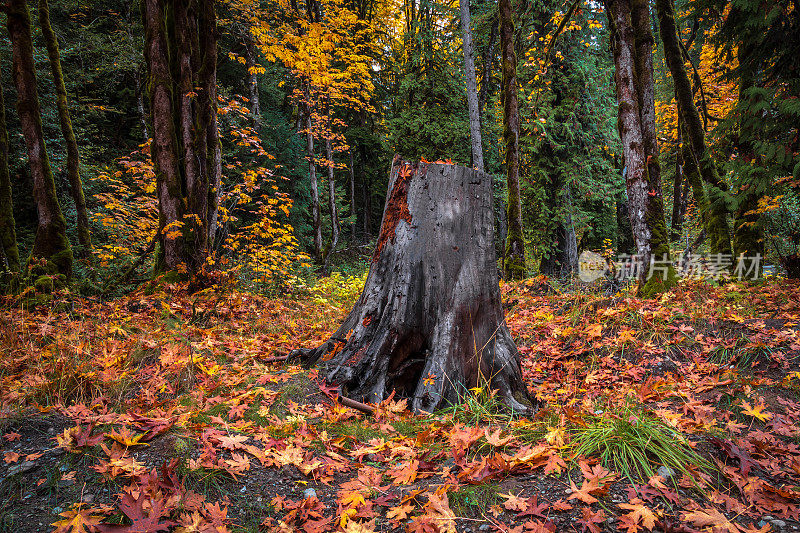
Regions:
[[7, 0, 72, 279], [605, 0, 650, 275], [460, 0, 484, 171], [478, 18, 498, 128], [630, 0, 675, 294], [656, 0, 732, 258], [499, 0, 525, 280], [143, 0, 185, 272], [292, 157, 534, 414], [306, 102, 322, 262], [670, 111, 684, 241], [0, 78, 20, 273], [143, 0, 220, 275], [349, 148, 356, 242], [38, 0, 91, 256], [324, 132, 340, 264], [606, 0, 675, 294]]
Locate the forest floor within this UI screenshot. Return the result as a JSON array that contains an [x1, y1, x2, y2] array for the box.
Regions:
[[1, 275, 799, 533]]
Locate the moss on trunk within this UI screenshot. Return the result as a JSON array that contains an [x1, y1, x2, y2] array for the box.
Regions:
[[39, 0, 92, 256], [499, 0, 525, 280], [0, 79, 20, 274], [656, 0, 732, 259], [7, 0, 73, 280]]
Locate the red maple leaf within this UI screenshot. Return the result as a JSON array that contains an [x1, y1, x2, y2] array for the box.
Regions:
[[96, 492, 174, 533]]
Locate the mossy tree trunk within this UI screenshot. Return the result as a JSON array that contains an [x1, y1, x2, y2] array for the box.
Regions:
[[499, 0, 525, 280], [630, 0, 676, 295], [292, 157, 535, 414], [142, 0, 220, 276], [605, 0, 675, 295], [0, 78, 20, 273], [6, 0, 73, 279], [670, 111, 685, 241], [656, 0, 732, 259], [38, 0, 91, 257]]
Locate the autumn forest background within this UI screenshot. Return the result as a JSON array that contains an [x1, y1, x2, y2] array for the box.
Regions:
[[1, 0, 800, 532]]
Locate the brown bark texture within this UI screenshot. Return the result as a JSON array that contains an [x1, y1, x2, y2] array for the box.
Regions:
[[39, 0, 92, 255], [7, 0, 73, 278], [606, 0, 651, 271], [499, 0, 525, 280], [142, 0, 220, 275], [292, 157, 535, 414]]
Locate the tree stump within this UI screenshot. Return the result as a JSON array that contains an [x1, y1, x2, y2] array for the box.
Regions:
[[294, 156, 535, 414]]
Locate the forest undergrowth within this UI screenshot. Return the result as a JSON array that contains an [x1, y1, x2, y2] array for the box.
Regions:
[[0, 276, 799, 533]]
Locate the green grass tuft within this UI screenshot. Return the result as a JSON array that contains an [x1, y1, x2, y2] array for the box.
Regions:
[[571, 405, 713, 484]]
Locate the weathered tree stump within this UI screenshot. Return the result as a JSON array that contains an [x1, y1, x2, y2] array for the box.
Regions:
[[293, 156, 535, 414]]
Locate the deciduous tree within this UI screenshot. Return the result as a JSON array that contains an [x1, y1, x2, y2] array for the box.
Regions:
[[605, 0, 675, 294], [142, 0, 221, 275], [39, 0, 92, 256], [0, 77, 19, 273], [499, 0, 525, 280], [6, 0, 73, 279]]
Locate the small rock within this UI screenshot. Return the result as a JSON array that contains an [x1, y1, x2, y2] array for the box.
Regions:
[[240, 486, 246, 493], [7, 461, 36, 476], [657, 466, 675, 479], [303, 488, 317, 499], [479, 525, 491, 532], [83, 494, 95, 503], [771, 520, 786, 528], [763, 516, 775, 521], [594, 410, 604, 415]]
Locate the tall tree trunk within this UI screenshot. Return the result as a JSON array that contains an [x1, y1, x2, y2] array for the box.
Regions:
[[670, 111, 684, 241], [605, 0, 650, 277], [244, 32, 261, 128], [349, 148, 356, 242], [38, 0, 91, 256], [143, 0, 219, 275], [460, 0, 484, 171], [0, 78, 20, 273], [362, 148, 371, 241], [499, 0, 525, 280], [7, 0, 72, 279], [199, 0, 221, 255], [478, 18, 498, 127], [681, 121, 709, 231], [656, 0, 732, 258], [143, 0, 185, 272], [306, 103, 322, 262], [292, 157, 535, 414], [324, 131, 340, 264], [630, 0, 675, 294], [605, 0, 675, 294]]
